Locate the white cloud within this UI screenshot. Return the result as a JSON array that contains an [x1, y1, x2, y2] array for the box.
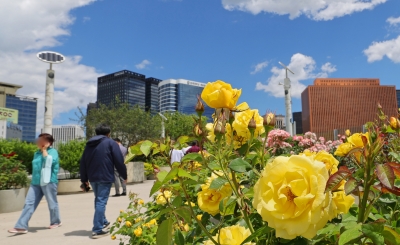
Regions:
[[255, 53, 337, 98], [0, 0, 101, 133], [221, 0, 387, 21], [363, 35, 400, 63], [135, 59, 152, 70], [83, 16, 91, 23], [387, 16, 400, 26], [251, 61, 268, 74]]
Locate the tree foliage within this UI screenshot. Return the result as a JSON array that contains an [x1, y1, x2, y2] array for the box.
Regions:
[[0, 139, 37, 174], [74, 101, 208, 146], [58, 140, 86, 179]]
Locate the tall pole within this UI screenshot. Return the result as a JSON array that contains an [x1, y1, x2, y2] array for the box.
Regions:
[[284, 77, 293, 136], [161, 119, 165, 139], [43, 64, 54, 134]]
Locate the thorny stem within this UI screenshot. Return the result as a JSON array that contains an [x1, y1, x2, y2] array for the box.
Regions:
[[358, 160, 372, 223]]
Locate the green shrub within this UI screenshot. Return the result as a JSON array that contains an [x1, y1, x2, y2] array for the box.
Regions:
[[58, 140, 86, 179], [0, 152, 29, 190], [0, 139, 37, 174]]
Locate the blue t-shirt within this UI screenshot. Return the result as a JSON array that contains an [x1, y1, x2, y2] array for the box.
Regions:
[[31, 148, 59, 185]]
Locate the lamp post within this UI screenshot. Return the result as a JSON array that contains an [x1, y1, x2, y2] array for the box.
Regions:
[[158, 112, 168, 139], [279, 62, 294, 136], [37, 51, 65, 134]]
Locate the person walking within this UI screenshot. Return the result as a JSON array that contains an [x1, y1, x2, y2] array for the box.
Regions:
[[80, 124, 127, 239], [186, 141, 200, 154], [8, 133, 61, 234], [112, 138, 127, 197]]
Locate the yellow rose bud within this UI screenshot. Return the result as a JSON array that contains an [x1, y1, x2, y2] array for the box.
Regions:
[[118, 217, 122, 223], [203, 225, 254, 245], [185, 201, 196, 207], [138, 199, 144, 205], [111, 235, 116, 240], [345, 129, 351, 137], [184, 224, 190, 232], [194, 124, 203, 137], [195, 95, 205, 113], [133, 227, 142, 237], [390, 117, 398, 129], [196, 214, 203, 220], [248, 116, 257, 130], [263, 112, 276, 127], [125, 221, 132, 227], [135, 217, 142, 223], [120, 210, 124, 213]]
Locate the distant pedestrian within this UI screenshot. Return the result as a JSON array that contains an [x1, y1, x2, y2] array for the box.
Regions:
[[112, 138, 127, 197], [8, 133, 61, 234], [186, 141, 200, 154], [80, 124, 127, 239]]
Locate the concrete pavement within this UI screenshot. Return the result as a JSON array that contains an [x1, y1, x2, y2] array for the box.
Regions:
[[0, 180, 154, 245]]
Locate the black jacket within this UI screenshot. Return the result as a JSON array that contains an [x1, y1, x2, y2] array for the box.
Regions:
[[80, 135, 127, 183]]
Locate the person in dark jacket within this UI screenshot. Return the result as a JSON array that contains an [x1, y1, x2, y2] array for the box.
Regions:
[[80, 124, 127, 239]]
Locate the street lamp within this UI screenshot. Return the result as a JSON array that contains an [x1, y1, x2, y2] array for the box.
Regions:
[[279, 61, 294, 136], [37, 51, 65, 134], [158, 112, 168, 139]]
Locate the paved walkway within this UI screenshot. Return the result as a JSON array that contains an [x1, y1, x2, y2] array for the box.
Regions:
[[0, 181, 154, 245]]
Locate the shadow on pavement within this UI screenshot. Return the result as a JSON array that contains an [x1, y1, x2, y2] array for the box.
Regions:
[[64, 230, 92, 237], [29, 227, 49, 233]]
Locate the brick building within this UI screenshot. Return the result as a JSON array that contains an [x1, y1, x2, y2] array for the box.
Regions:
[[301, 78, 398, 140]]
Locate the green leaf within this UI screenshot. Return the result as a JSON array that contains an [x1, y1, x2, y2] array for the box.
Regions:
[[344, 177, 359, 195], [325, 166, 352, 193], [174, 229, 185, 245], [209, 177, 228, 190], [172, 195, 182, 208], [181, 153, 203, 162], [162, 167, 179, 184], [339, 224, 363, 245], [228, 158, 252, 173], [156, 218, 173, 245], [362, 221, 385, 245], [389, 152, 400, 163], [177, 169, 197, 181], [150, 180, 163, 196], [140, 140, 153, 157], [177, 136, 190, 145], [240, 226, 273, 245], [376, 163, 395, 189], [382, 226, 400, 245], [156, 171, 168, 182], [175, 207, 192, 224]]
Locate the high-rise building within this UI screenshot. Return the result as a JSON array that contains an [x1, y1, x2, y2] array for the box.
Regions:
[[302, 78, 397, 140], [396, 90, 400, 109], [145, 77, 161, 113], [159, 79, 214, 120], [0, 82, 37, 142], [293, 112, 303, 134], [46, 125, 85, 149], [97, 70, 162, 111]]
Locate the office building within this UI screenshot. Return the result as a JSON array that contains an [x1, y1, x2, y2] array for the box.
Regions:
[[46, 125, 85, 149], [0, 120, 23, 140], [97, 70, 162, 112], [0, 82, 37, 142], [302, 78, 397, 140], [159, 79, 214, 120], [293, 112, 303, 134], [397, 90, 400, 109], [145, 77, 162, 112], [275, 114, 286, 130]]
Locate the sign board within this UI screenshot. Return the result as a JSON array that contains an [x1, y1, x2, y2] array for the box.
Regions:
[[0, 107, 18, 124]]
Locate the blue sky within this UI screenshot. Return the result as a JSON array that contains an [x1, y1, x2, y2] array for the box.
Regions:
[[0, 0, 399, 133]]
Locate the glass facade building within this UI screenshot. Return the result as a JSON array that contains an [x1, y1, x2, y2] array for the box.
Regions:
[[5, 95, 37, 142], [159, 79, 213, 120], [97, 70, 161, 112], [397, 90, 400, 108]]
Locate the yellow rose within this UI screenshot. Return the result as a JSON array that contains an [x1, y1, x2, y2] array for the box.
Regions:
[[185, 201, 196, 207], [334, 142, 353, 157], [125, 221, 132, 227], [314, 151, 339, 174], [203, 225, 255, 245], [390, 117, 399, 129], [201, 80, 241, 109], [347, 132, 369, 147], [120, 210, 124, 213], [206, 123, 216, 142], [196, 214, 203, 220], [133, 227, 142, 237], [184, 223, 190, 232], [138, 199, 144, 205], [232, 102, 265, 139], [301, 149, 315, 157], [111, 235, 116, 240], [345, 129, 351, 137], [118, 217, 122, 223], [135, 217, 142, 223], [198, 172, 232, 216], [156, 191, 172, 205], [253, 155, 334, 240], [331, 182, 355, 217], [149, 219, 157, 226]]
